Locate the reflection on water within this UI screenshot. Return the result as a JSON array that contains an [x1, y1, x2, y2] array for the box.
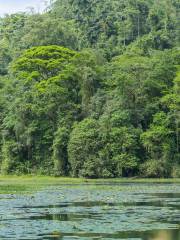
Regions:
[[149, 229, 179, 240], [0, 183, 179, 239], [41, 228, 180, 240]]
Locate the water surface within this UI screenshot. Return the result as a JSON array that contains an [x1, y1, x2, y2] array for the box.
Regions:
[[0, 182, 179, 239]]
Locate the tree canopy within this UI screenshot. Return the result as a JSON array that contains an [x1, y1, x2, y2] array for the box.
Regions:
[[0, 0, 179, 177]]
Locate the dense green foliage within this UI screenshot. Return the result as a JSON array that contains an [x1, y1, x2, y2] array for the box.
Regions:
[[0, 0, 179, 177]]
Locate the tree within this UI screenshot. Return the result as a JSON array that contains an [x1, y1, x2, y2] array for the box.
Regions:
[[99, 105, 141, 177], [53, 127, 70, 176], [1, 46, 78, 173], [141, 112, 174, 177], [68, 118, 102, 178]]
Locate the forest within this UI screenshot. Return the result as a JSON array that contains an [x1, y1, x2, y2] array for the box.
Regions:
[[0, 0, 179, 178]]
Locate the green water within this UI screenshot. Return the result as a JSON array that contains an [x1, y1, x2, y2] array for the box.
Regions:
[[0, 182, 179, 239]]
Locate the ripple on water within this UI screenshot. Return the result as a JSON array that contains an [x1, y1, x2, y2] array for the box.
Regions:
[[0, 183, 179, 239]]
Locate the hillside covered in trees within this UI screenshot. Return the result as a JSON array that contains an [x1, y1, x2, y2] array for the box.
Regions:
[[0, 0, 179, 178]]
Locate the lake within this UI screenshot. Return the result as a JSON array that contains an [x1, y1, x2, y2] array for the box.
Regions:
[[0, 181, 179, 239]]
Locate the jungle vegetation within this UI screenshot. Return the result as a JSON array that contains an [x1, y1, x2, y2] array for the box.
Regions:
[[0, 0, 179, 178]]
